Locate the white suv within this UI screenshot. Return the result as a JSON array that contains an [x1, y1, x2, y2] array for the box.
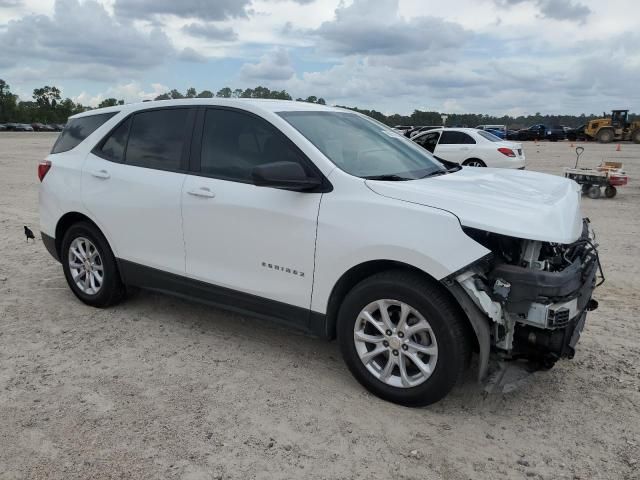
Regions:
[[39, 99, 601, 406]]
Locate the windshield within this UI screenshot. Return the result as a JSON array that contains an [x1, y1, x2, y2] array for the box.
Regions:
[[278, 111, 445, 179], [477, 130, 502, 142]]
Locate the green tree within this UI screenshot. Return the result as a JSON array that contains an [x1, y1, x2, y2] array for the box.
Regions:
[[216, 87, 232, 98], [316, 97, 326, 105], [31, 85, 62, 122], [197, 90, 214, 98], [185, 87, 197, 98], [33, 85, 62, 108], [155, 92, 171, 100], [0, 79, 19, 122], [253, 86, 272, 98], [305, 96, 317, 103], [241, 88, 254, 98], [98, 98, 122, 108], [232, 88, 243, 98], [169, 89, 184, 99]]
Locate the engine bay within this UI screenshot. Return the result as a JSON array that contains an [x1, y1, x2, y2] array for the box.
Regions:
[[456, 218, 602, 367]]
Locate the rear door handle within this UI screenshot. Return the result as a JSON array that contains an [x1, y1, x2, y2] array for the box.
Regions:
[[187, 187, 216, 198], [91, 169, 110, 179]]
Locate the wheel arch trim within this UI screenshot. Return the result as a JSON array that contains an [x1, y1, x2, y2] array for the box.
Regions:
[[53, 211, 119, 261], [322, 260, 485, 365]]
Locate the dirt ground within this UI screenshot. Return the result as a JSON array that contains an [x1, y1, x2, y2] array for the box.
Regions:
[[1, 132, 639, 480]]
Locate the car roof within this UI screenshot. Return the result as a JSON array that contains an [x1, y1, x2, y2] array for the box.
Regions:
[[69, 98, 347, 120]]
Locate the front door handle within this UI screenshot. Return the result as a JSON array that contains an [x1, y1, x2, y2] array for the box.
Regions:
[[187, 187, 216, 198], [91, 169, 110, 179]]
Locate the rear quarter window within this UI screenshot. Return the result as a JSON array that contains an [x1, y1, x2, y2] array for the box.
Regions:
[[51, 112, 118, 154]]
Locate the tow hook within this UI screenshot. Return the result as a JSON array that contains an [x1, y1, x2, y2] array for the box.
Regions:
[[587, 299, 599, 311]]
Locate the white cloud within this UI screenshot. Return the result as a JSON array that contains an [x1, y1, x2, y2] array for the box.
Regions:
[[240, 48, 295, 81], [72, 82, 170, 107]]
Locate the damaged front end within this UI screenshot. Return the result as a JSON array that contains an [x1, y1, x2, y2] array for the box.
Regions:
[[445, 219, 602, 379]]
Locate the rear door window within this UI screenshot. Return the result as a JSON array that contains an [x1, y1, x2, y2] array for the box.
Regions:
[[125, 109, 189, 171], [439, 131, 476, 145], [96, 117, 131, 162], [51, 112, 117, 154]]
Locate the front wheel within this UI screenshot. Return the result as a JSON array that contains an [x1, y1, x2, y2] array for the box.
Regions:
[[61, 222, 125, 308], [462, 159, 486, 167], [337, 270, 470, 407]]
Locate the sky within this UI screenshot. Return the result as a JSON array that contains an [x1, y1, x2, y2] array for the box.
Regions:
[[0, 0, 638, 116]]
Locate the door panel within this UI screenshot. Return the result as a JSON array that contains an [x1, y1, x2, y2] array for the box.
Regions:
[[434, 131, 477, 164], [81, 107, 194, 274], [181, 107, 321, 310], [83, 154, 187, 273], [182, 176, 320, 309]]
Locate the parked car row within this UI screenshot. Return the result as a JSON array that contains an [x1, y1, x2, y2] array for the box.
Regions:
[[1, 122, 65, 132]]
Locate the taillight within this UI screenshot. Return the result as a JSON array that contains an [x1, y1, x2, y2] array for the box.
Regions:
[[38, 160, 52, 182], [498, 147, 516, 157]]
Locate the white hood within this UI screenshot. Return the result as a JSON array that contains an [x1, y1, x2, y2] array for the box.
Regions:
[[366, 167, 583, 244]]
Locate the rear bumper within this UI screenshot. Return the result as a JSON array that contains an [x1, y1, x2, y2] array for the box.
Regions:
[[41, 232, 59, 262]]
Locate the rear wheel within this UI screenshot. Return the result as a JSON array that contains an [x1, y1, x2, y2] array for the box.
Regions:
[[337, 270, 470, 407], [462, 159, 486, 167], [587, 185, 601, 199], [61, 222, 125, 308], [604, 186, 617, 198], [631, 129, 640, 144], [597, 129, 614, 143]]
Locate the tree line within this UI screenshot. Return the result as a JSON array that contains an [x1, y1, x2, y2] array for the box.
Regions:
[[0, 78, 635, 129]]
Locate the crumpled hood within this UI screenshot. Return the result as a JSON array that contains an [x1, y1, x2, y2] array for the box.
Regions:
[[366, 167, 583, 244]]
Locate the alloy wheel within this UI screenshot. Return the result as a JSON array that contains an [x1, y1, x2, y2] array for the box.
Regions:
[[68, 237, 104, 295], [353, 299, 438, 388]]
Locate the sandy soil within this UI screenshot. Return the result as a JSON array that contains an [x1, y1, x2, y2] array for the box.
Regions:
[[0, 132, 639, 480]]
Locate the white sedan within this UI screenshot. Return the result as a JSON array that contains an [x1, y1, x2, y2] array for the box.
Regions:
[[411, 127, 526, 169]]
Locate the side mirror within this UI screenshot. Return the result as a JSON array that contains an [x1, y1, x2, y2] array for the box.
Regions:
[[252, 161, 322, 192]]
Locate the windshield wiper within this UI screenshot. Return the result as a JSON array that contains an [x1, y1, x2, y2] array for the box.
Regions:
[[419, 170, 448, 179], [363, 174, 412, 181]]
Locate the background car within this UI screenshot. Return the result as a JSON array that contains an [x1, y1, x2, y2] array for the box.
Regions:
[[476, 124, 507, 133], [15, 123, 34, 131], [412, 127, 526, 169], [516, 124, 547, 141], [0, 124, 6, 131], [406, 125, 442, 138], [546, 125, 567, 142], [566, 124, 588, 142], [484, 128, 506, 139], [392, 125, 413, 134]]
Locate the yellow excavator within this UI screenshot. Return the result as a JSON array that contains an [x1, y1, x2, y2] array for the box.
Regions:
[[585, 109, 640, 143]]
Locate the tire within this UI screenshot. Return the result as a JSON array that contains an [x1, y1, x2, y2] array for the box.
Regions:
[[337, 270, 471, 407], [581, 184, 590, 195], [587, 185, 601, 199], [597, 129, 614, 143], [462, 159, 486, 167], [61, 222, 125, 308], [604, 186, 617, 198], [632, 129, 640, 144]]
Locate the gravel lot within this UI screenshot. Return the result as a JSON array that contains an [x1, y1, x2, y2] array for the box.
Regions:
[[1, 132, 639, 480]]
